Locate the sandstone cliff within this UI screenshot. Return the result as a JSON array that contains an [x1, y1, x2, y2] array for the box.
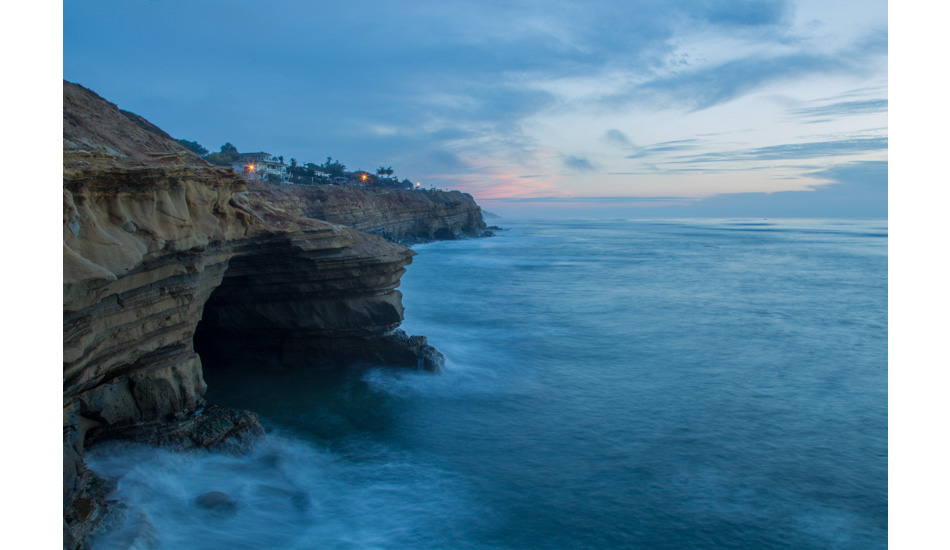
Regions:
[[252, 181, 488, 244], [62, 82, 443, 548]]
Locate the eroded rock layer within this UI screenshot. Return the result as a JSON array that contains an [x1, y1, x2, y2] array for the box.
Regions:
[[62, 81, 444, 549], [252, 181, 488, 244]]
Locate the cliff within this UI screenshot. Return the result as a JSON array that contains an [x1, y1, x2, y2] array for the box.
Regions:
[[62, 82, 444, 548], [252, 181, 488, 244]]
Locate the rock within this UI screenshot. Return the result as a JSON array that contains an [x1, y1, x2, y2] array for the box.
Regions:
[[62, 80, 456, 548], [87, 403, 266, 453], [195, 491, 238, 513], [182, 405, 265, 451], [62, 465, 119, 550], [64, 79, 423, 436], [251, 181, 489, 244]]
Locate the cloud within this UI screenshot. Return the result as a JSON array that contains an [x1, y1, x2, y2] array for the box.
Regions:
[[562, 155, 597, 172], [667, 136, 888, 164], [679, 160, 887, 218], [426, 150, 470, 172], [484, 196, 698, 203], [629, 53, 849, 111], [592, 24, 886, 112], [626, 139, 701, 159], [488, 161, 887, 218], [790, 99, 888, 118], [604, 129, 632, 146], [693, 0, 792, 27]]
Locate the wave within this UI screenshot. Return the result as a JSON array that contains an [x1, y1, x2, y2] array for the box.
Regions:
[[85, 433, 484, 550]]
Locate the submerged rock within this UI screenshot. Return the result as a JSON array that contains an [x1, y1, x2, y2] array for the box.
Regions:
[[195, 491, 238, 514]]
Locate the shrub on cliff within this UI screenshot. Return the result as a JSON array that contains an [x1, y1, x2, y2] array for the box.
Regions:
[[177, 139, 208, 156], [205, 143, 241, 166]]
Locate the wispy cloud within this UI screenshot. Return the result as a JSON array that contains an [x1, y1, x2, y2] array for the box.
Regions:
[[612, 53, 850, 111], [626, 139, 702, 159], [790, 99, 888, 119], [666, 136, 888, 164]]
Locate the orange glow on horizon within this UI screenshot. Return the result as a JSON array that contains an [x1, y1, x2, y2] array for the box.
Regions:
[[427, 170, 567, 201]]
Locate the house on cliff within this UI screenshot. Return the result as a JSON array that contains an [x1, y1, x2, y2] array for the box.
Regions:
[[231, 152, 288, 182]]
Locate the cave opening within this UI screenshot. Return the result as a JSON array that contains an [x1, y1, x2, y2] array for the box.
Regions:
[[192, 242, 436, 412], [191, 251, 308, 415], [192, 252, 290, 379], [191, 254, 382, 420]]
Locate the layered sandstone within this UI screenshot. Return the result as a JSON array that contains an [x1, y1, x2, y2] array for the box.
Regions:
[[62, 82, 444, 548], [253, 182, 488, 244]]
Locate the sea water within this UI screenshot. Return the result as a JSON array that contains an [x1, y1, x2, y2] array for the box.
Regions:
[[86, 218, 888, 549]]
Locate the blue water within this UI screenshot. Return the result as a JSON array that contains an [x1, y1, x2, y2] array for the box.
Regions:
[[87, 218, 888, 549]]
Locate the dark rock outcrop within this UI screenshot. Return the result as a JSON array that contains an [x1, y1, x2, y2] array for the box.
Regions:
[[251, 182, 488, 244], [195, 491, 238, 514], [62, 81, 445, 549]]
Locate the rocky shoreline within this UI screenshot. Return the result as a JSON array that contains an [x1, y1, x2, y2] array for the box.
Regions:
[[62, 81, 485, 549]]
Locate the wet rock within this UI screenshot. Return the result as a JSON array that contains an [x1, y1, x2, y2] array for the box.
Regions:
[[62, 466, 119, 550], [88, 402, 265, 453]]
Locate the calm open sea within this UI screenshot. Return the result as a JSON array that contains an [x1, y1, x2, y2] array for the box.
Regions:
[[87, 218, 888, 549]]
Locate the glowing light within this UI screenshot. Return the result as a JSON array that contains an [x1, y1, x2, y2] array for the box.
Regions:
[[249, 164, 255, 170]]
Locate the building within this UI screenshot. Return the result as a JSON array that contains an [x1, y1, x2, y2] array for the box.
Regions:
[[230, 152, 288, 182]]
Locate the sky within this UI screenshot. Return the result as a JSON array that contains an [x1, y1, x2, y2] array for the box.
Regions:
[[63, 0, 887, 217]]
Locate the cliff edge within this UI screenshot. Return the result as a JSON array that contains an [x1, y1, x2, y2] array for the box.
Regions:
[[62, 82, 444, 548], [253, 181, 488, 244]]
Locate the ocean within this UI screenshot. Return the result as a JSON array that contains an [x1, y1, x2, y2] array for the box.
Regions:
[[86, 218, 888, 549]]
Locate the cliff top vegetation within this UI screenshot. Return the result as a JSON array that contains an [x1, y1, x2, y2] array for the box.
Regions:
[[177, 139, 421, 190]]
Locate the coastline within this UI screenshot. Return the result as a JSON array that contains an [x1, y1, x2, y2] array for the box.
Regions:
[[62, 81, 487, 549]]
